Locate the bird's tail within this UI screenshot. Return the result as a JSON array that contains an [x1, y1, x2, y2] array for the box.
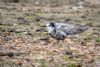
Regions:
[[77, 25, 88, 33]]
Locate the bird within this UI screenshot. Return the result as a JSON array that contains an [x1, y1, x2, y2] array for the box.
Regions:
[[46, 21, 88, 40]]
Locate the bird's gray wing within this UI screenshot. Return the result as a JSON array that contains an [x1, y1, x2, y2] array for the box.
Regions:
[[59, 24, 88, 35], [56, 23, 78, 35], [54, 22, 88, 35]]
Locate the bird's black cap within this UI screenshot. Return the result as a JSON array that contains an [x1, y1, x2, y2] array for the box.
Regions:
[[50, 22, 55, 27]]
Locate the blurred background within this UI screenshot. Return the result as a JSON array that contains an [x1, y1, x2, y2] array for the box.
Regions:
[[1, 0, 100, 7], [0, 0, 100, 67]]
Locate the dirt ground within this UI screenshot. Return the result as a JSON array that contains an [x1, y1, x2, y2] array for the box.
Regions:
[[0, 3, 100, 67]]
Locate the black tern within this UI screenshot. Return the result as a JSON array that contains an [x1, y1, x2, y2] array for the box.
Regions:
[[46, 22, 88, 40]]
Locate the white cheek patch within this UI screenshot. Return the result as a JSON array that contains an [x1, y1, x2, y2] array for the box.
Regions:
[[46, 23, 55, 34], [46, 27, 54, 33]]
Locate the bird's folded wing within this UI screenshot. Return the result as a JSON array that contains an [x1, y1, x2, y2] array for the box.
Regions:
[[56, 23, 77, 35]]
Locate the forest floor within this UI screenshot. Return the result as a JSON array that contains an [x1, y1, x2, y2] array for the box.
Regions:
[[0, 3, 100, 67]]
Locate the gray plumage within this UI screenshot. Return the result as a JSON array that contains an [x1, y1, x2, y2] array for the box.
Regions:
[[46, 22, 88, 40]]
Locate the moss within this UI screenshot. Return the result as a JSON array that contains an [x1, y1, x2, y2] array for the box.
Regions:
[[96, 37, 100, 42], [62, 55, 73, 61], [67, 63, 81, 67], [39, 59, 46, 67]]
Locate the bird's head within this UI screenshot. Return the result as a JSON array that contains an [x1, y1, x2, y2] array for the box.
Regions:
[[46, 22, 56, 34], [46, 22, 55, 27]]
